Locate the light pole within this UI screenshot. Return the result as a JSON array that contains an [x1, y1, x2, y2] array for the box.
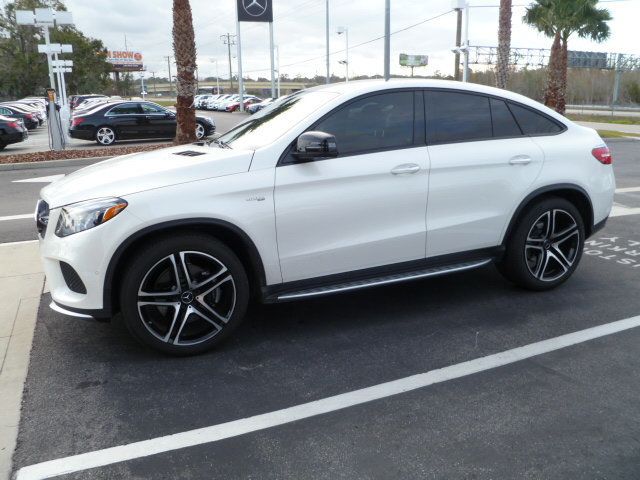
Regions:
[[211, 59, 220, 94], [384, 0, 390, 80], [275, 45, 281, 98], [325, 0, 330, 84], [337, 26, 349, 82]]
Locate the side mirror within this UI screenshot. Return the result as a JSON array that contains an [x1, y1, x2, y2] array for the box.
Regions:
[[293, 131, 338, 160]]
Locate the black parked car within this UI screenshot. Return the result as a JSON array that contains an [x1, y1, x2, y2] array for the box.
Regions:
[[0, 115, 27, 150], [0, 104, 39, 129], [69, 101, 216, 145]]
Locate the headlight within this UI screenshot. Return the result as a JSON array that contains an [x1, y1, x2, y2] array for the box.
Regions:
[[55, 197, 128, 237]]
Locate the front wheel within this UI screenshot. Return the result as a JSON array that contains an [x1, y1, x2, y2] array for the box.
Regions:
[[497, 197, 584, 290], [120, 234, 250, 355]]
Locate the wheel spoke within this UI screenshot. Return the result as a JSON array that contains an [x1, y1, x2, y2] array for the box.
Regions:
[[175, 252, 194, 289], [190, 304, 223, 330], [549, 247, 572, 271], [192, 265, 228, 292], [172, 305, 192, 345], [533, 249, 549, 279], [552, 225, 578, 245], [138, 255, 181, 297]]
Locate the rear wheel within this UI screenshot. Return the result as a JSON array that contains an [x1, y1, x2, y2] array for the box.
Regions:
[[195, 122, 206, 140], [120, 234, 250, 355], [95, 126, 116, 145], [498, 197, 584, 290]]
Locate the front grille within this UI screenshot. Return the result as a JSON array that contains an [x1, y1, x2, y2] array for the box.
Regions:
[[60, 262, 87, 294], [35, 199, 49, 237], [173, 150, 206, 157]]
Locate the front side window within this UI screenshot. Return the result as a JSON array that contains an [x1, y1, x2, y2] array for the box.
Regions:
[[426, 91, 492, 144], [314, 91, 414, 156], [108, 104, 140, 115], [508, 103, 564, 135]]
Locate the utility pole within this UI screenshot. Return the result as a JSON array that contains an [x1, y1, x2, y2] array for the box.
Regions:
[[150, 71, 157, 94], [220, 33, 236, 91], [384, 0, 390, 80], [164, 56, 173, 96], [454, 7, 462, 80], [463, 1, 470, 82], [325, 0, 330, 84]]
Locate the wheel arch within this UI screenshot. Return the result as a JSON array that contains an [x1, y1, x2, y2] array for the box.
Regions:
[[103, 218, 267, 317], [502, 184, 594, 246]]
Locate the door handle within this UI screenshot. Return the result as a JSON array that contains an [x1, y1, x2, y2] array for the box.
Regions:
[[509, 155, 532, 165], [391, 163, 420, 175]]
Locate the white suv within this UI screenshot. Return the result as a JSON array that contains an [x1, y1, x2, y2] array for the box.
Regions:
[[36, 79, 615, 355]]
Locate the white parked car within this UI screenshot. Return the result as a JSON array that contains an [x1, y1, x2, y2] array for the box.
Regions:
[[36, 79, 615, 355]]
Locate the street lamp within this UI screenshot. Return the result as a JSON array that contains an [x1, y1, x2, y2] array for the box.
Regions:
[[336, 26, 349, 82], [211, 59, 220, 94]]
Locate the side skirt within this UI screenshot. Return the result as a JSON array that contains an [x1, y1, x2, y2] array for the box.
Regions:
[[262, 247, 502, 303]]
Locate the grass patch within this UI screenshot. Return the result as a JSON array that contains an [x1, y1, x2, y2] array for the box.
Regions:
[[152, 99, 176, 107], [567, 113, 640, 125], [596, 129, 639, 139]]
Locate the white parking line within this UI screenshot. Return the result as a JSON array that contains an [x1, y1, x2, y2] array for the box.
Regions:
[[16, 314, 640, 480], [12, 175, 65, 184], [610, 205, 640, 217], [616, 186, 640, 194], [0, 214, 32, 222]]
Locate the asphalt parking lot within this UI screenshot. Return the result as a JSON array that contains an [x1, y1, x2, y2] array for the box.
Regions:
[[4, 139, 640, 479], [0, 110, 245, 156]]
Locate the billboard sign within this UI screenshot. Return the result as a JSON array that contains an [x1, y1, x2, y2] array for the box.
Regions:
[[399, 54, 428, 67], [106, 50, 144, 72], [237, 0, 273, 22], [567, 51, 608, 69]]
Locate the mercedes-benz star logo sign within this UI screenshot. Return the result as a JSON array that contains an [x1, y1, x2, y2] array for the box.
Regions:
[[181, 291, 194, 304], [242, 0, 268, 17]]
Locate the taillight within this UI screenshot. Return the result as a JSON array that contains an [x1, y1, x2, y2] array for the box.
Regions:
[[71, 117, 85, 127], [7, 121, 18, 128], [592, 145, 612, 165]]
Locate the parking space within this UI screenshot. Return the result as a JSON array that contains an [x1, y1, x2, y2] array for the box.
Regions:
[[1, 139, 638, 478]]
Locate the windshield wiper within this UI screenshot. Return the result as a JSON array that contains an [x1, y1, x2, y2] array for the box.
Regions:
[[207, 138, 232, 149]]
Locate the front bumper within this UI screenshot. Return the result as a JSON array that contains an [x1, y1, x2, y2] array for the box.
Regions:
[[38, 205, 143, 319]]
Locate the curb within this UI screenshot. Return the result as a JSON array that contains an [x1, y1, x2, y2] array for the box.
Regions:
[[0, 156, 112, 172]]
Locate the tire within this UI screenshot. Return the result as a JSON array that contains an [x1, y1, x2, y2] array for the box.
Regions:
[[120, 234, 250, 355], [497, 197, 585, 291], [0, 142, 6, 151], [195, 122, 206, 140], [95, 126, 116, 145]]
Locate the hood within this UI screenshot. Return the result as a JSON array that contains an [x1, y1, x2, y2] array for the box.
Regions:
[[41, 144, 253, 208]]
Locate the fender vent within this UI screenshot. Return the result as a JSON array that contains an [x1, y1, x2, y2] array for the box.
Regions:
[[60, 261, 87, 294], [173, 150, 206, 157]]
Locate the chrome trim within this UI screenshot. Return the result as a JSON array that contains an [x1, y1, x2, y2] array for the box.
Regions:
[[49, 301, 94, 319], [277, 259, 492, 300]]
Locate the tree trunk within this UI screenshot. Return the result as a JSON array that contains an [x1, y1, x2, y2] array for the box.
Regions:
[[496, 0, 512, 90], [557, 36, 569, 115], [543, 31, 562, 112], [172, 0, 197, 144]]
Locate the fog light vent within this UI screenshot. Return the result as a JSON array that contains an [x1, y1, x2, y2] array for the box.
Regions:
[[60, 262, 87, 294]]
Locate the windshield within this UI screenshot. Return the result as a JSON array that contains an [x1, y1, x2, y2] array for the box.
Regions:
[[215, 90, 339, 150]]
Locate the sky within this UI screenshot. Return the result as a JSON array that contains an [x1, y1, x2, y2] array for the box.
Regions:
[[53, 0, 640, 81]]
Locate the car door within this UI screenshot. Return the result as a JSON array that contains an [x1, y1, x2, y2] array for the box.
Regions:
[[139, 102, 175, 138], [424, 90, 545, 258], [274, 90, 429, 282], [105, 103, 143, 138]]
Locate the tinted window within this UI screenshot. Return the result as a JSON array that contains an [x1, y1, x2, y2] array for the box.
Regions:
[[426, 91, 492, 144], [490, 98, 522, 137], [314, 91, 414, 156], [140, 103, 165, 113], [507, 103, 563, 135], [108, 104, 140, 115]]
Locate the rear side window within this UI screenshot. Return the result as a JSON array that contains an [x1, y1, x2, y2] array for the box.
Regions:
[[490, 98, 522, 137], [507, 103, 563, 135], [314, 91, 414, 156], [426, 91, 492, 144], [108, 104, 140, 115]]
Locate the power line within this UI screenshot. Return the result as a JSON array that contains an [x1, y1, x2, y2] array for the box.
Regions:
[[244, 9, 454, 74]]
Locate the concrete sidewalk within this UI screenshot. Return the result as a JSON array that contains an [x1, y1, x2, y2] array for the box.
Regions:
[[577, 120, 640, 135], [0, 241, 44, 480]]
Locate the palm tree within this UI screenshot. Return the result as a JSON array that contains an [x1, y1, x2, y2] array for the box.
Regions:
[[524, 0, 611, 114], [172, 0, 197, 144], [496, 0, 512, 90]]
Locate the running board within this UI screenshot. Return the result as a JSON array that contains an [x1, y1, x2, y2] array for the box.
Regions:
[[276, 258, 493, 301]]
